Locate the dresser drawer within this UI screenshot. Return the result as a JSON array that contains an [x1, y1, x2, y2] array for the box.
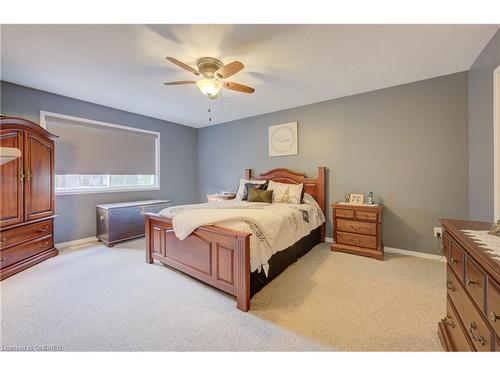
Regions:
[[336, 219, 377, 236], [337, 231, 377, 249], [447, 266, 493, 351], [0, 219, 53, 250], [449, 240, 465, 282], [445, 297, 473, 351], [355, 210, 378, 221], [442, 231, 451, 261], [1, 234, 53, 268], [335, 209, 354, 219], [465, 256, 486, 312], [487, 278, 500, 337]]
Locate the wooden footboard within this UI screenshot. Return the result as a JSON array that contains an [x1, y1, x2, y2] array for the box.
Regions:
[[144, 213, 252, 311]]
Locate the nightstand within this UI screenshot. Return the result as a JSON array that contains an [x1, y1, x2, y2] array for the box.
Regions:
[[331, 203, 384, 260], [207, 194, 236, 202]]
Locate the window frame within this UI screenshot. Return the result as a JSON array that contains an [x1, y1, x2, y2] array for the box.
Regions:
[[40, 111, 160, 196]]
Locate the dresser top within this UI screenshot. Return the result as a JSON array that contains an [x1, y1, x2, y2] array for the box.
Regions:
[[440, 218, 499, 281], [97, 199, 171, 209], [332, 202, 383, 211]]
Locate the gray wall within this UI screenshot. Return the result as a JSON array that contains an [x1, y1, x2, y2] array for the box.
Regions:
[[198, 72, 470, 255], [468, 29, 500, 221], [1, 81, 198, 243]]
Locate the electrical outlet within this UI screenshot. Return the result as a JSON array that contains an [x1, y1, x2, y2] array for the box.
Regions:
[[434, 227, 442, 238]]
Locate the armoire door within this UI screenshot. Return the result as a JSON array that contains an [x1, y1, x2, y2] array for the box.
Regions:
[[24, 130, 55, 221], [0, 129, 24, 227]]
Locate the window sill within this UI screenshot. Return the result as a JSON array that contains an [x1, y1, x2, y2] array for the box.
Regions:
[[55, 186, 160, 196]]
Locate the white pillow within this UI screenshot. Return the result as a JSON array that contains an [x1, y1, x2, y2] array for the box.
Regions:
[[267, 180, 303, 204], [235, 178, 267, 200]]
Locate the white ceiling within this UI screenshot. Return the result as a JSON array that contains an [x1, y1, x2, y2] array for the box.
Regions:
[[1, 24, 498, 128]]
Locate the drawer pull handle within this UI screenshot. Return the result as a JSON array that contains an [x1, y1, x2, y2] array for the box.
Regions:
[[446, 280, 456, 291], [465, 278, 477, 286], [449, 257, 456, 265], [468, 321, 485, 346], [491, 311, 499, 322], [38, 226, 49, 232], [1, 237, 6, 243], [444, 314, 455, 328], [40, 241, 49, 248], [0, 258, 5, 264]]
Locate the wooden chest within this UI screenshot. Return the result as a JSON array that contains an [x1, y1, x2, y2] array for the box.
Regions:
[[96, 200, 170, 247], [331, 203, 384, 260], [438, 219, 500, 351]]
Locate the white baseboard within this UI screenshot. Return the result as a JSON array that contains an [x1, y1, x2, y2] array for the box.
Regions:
[[55, 236, 98, 250], [384, 247, 445, 262], [324, 237, 444, 262]]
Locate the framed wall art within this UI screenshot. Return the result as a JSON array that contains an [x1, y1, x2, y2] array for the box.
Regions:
[[268, 122, 298, 157]]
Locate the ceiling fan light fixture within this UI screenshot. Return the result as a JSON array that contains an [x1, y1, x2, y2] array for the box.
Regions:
[[196, 78, 222, 97]]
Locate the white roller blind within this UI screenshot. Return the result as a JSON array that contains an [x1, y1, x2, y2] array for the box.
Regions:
[[45, 116, 158, 175]]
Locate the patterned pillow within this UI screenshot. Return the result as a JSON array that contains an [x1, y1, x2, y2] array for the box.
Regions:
[[266, 181, 304, 204], [235, 178, 267, 200]]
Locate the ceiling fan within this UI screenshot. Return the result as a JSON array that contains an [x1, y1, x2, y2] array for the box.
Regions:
[[164, 56, 255, 99]]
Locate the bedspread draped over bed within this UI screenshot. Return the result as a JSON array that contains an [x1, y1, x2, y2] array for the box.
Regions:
[[158, 194, 325, 276]]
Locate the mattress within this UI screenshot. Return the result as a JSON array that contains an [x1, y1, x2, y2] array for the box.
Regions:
[[159, 193, 325, 276]]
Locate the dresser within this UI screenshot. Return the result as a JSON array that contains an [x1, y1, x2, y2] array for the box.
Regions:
[[97, 199, 171, 247], [438, 219, 500, 351], [1, 117, 58, 280], [331, 203, 384, 260]]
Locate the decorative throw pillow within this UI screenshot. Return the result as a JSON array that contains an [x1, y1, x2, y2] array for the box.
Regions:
[[235, 178, 267, 200], [266, 180, 304, 204], [242, 182, 268, 201], [247, 188, 273, 203]]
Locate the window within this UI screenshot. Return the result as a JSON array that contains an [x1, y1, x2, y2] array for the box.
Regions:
[[55, 174, 157, 192], [41, 112, 160, 195]]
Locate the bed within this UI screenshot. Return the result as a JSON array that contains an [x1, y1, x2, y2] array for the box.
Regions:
[[144, 167, 326, 311]]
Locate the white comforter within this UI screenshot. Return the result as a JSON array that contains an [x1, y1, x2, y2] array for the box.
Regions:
[[158, 194, 325, 276]]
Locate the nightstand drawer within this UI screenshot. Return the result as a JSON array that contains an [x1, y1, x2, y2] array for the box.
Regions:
[[337, 219, 377, 236], [336, 209, 354, 219], [337, 231, 377, 249], [355, 211, 378, 221]]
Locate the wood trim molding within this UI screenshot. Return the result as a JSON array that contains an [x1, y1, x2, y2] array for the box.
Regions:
[[0, 117, 58, 140], [55, 236, 98, 250]]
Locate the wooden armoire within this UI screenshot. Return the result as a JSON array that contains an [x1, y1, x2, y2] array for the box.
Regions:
[[1, 117, 58, 280]]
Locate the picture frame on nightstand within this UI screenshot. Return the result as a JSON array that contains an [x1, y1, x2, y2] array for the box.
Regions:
[[349, 193, 364, 205]]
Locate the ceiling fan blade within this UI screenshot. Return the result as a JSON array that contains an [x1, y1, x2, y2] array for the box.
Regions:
[[223, 81, 255, 94], [166, 57, 200, 76], [163, 80, 197, 85], [215, 61, 244, 79]]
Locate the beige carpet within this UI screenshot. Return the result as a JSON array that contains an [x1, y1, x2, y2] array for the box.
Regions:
[[0, 239, 445, 351]]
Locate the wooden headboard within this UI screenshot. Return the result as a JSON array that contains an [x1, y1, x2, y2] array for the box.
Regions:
[[245, 167, 326, 242]]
